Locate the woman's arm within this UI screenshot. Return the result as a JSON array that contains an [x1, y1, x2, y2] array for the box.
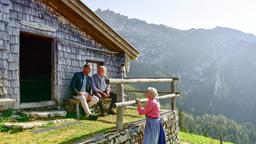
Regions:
[[137, 100, 154, 115]]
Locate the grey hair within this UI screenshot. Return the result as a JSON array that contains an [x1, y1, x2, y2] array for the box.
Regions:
[[147, 87, 158, 98], [98, 66, 107, 71]]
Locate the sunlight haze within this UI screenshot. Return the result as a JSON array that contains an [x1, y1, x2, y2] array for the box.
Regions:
[[83, 0, 256, 35]]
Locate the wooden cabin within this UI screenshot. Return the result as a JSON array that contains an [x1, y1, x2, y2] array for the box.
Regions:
[[0, 0, 139, 110]]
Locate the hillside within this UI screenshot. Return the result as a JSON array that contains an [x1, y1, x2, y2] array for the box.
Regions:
[[179, 132, 233, 144], [95, 9, 256, 124]]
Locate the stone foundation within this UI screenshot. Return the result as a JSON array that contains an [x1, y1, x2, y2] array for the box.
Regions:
[[78, 110, 179, 144], [0, 98, 15, 111]]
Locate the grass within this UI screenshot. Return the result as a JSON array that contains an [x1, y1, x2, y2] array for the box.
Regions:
[[0, 108, 234, 144], [0, 109, 144, 144], [179, 132, 234, 144]]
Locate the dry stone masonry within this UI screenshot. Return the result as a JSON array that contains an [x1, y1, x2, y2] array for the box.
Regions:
[[81, 111, 179, 144]]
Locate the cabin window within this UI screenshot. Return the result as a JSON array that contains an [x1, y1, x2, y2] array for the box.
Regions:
[[87, 61, 103, 76]]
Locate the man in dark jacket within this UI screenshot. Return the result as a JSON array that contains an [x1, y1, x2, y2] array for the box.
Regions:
[[70, 64, 99, 120], [92, 66, 117, 116]]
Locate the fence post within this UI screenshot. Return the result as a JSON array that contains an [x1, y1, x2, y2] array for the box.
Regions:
[[171, 81, 176, 110], [116, 65, 125, 131]]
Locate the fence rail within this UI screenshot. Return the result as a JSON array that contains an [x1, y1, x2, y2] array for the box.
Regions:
[[115, 92, 180, 107], [109, 78, 175, 84], [124, 89, 175, 94], [109, 77, 180, 131]]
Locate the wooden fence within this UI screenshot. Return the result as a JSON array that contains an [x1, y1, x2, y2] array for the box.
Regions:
[[109, 77, 180, 131]]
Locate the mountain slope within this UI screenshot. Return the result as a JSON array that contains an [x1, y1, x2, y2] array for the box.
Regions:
[[179, 132, 233, 144], [95, 9, 256, 124]]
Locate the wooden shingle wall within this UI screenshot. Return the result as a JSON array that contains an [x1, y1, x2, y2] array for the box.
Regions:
[[0, 0, 125, 107]]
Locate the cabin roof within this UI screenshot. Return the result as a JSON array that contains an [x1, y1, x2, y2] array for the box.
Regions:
[[41, 0, 140, 60]]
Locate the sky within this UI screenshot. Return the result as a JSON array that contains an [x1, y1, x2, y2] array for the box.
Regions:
[[82, 0, 256, 35]]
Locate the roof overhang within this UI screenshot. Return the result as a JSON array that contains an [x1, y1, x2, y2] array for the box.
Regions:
[[41, 0, 140, 60]]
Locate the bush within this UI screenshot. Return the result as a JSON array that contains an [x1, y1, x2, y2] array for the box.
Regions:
[[1, 108, 14, 118]]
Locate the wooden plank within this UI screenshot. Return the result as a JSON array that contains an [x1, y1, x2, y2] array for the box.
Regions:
[[115, 93, 180, 107], [76, 103, 80, 119], [69, 98, 80, 104], [126, 77, 179, 80], [125, 89, 173, 94], [56, 38, 118, 54], [109, 78, 174, 84], [20, 20, 56, 32]]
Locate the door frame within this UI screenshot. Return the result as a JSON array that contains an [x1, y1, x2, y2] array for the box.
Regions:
[[18, 31, 57, 109]]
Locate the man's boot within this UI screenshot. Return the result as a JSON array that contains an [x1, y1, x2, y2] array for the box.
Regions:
[[98, 101, 105, 116], [108, 108, 116, 114], [88, 114, 98, 120], [108, 94, 117, 115], [108, 105, 116, 115]]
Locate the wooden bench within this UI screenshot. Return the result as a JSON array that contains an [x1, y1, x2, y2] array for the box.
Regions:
[[69, 98, 112, 119], [69, 99, 82, 119]]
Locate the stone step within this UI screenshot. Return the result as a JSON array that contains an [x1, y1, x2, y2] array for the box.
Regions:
[[0, 98, 15, 111], [4, 118, 75, 129], [21, 110, 67, 119]]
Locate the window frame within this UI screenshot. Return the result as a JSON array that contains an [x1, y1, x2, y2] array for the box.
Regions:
[[86, 60, 104, 76]]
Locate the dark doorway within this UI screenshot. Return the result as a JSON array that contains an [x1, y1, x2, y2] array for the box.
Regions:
[[20, 32, 53, 103]]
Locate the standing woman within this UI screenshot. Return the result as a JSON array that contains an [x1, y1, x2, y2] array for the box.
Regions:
[[137, 87, 166, 144]]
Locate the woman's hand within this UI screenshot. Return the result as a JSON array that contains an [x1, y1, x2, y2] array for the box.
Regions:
[[136, 98, 141, 107]]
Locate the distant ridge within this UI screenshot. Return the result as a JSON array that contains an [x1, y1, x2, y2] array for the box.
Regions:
[[95, 9, 256, 124]]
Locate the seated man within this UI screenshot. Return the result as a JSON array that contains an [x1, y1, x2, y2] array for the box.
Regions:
[[92, 66, 117, 116], [70, 64, 99, 120]]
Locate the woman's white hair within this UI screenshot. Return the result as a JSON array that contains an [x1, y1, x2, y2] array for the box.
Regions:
[[147, 87, 158, 98]]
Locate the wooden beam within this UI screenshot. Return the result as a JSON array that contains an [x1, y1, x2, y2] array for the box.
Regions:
[[69, 0, 140, 59], [109, 78, 174, 84], [124, 89, 174, 94], [126, 77, 179, 81], [115, 92, 180, 107], [44, 0, 140, 60], [56, 38, 118, 54]]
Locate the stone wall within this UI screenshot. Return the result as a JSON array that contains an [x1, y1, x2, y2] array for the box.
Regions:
[[81, 110, 179, 144], [0, 0, 12, 99], [0, 0, 125, 106]]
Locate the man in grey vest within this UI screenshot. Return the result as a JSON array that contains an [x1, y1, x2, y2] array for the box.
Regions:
[[92, 66, 117, 116]]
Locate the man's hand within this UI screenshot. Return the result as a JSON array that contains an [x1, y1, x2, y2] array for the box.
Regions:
[[87, 95, 93, 102], [100, 91, 108, 98], [106, 91, 110, 97]]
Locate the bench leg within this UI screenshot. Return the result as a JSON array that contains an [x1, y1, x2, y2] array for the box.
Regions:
[[76, 103, 80, 119]]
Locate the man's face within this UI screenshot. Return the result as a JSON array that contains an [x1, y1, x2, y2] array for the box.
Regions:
[[98, 68, 105, 77], [83, 65, 91, 75]]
